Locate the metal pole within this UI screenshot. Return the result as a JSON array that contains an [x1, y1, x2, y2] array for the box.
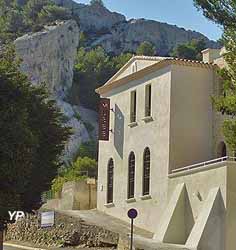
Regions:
[[0, 229, 3, 250], [130, 218, 134, 250]]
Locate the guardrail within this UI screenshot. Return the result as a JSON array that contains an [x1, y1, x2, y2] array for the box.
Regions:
[[172, 156, 236, 174]]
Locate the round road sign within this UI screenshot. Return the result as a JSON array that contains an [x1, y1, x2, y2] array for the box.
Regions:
[[127, 208, 138, 219]]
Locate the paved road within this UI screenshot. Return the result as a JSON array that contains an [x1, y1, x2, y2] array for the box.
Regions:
[[4, 246, 31, 250]]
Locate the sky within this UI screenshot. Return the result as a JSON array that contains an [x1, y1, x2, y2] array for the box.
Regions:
[[74, 0, 222, 41]]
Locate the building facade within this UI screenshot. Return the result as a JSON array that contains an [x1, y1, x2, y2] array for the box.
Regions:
[[95, 49, 236, 250]]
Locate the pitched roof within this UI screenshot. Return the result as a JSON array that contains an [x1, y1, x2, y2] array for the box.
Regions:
[[96, 56, 217, 95]]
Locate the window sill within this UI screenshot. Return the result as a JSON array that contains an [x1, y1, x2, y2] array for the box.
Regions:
[[142, 116, 153, 123], [128, 122, 138, 128], [104, 203, 115, 208], [125, 198, 136, 203], [140, 194, 152, 200]]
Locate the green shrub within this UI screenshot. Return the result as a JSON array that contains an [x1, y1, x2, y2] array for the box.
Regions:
[[75, 112, 81, 121], [51, 156, 97, 194], [84, 121, 94, 134], [78, 140, 97, 159]]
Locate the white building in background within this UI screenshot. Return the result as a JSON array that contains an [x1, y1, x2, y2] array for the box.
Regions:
[[95, 48, 236, 250]]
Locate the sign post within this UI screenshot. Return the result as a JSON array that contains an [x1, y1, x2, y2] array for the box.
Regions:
[[41, 211, 55, 228], [127, 208, 138, 250]]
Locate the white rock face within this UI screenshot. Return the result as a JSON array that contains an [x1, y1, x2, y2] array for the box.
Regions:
[[95, 19, 219, 56], [52, 1, 219, 56], [15, 20, 97, 161], [52, 0, 125, 31], [15, 20, 79, 98]]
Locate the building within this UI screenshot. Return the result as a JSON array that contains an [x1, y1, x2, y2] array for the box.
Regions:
[[95, 48, 236, 250]]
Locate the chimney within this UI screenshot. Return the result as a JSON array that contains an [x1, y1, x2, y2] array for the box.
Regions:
[[201, 48, 221, 63]]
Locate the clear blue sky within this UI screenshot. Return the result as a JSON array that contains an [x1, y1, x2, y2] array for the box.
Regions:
[[74, 0, 222, 41]]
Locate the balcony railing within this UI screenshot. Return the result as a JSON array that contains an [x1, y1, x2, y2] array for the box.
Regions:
[[172, 156, 236, 174]]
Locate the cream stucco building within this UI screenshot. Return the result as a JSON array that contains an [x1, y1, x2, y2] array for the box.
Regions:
[[95, 48, 236, 250]]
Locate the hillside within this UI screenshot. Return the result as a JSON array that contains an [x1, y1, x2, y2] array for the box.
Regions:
[[53, 0, 219, 55], [0, 0, 220, 162]]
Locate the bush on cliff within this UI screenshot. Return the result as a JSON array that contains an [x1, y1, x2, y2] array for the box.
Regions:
[[72, 46, 132, 110], [51, 156, 97, 194], [170, 39, 207, 60], [0, 0, 72, 42]]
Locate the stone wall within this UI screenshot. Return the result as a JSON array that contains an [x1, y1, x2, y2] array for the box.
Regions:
[[6, 211, 118, 248], [43, 179, 97, 210]]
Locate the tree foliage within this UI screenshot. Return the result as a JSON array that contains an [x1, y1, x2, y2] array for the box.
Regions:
[[195, 0, 236, 153], [136, 41, 156, 56], [51, 156, 97, 194], [171, 39, 206, 60], [0, 45, 71, 228], [77, 140, 97, 160], [90, 0, 104, 7], [0, 0, 72, 42], [194, 0, 236, 29], [72, 46, 132, 110]]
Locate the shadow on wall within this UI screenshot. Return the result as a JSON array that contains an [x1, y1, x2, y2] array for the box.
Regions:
[[114, 104, 124, 158]]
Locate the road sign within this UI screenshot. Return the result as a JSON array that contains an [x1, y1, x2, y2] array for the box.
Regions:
[[128, 208, 138, 219], [127, 209, 138, 250], [41, 211, 55, 228]]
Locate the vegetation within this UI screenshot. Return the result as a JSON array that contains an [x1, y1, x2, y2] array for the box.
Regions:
[[90, 0, 105, 7], [72, 46, 132, 110], [0, 45, 70, 233], [78, 140, 97, 159], [194, 0, 236, 28], [170, 39, 207, 60], [194, 0, 236, 153], [136, 41, 156, 56], [51, 156, 97, 194], [0, 0, 72, 42]]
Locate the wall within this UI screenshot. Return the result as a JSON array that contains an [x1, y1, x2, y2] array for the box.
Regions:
[[97, 66, 172, 232], [168, 162, 227, 221], [43, 179, 97, 210], [115, 58, 163, 81], [169, 65, 215, 171], [226, 165, 236, 250]]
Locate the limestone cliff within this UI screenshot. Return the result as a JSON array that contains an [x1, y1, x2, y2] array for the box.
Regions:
[[15, 20, 98, 162], [15, 20, 78, 98], [53, 0, 219, 56], [53, 0, 125, 31], [95, 19, 219, 56]]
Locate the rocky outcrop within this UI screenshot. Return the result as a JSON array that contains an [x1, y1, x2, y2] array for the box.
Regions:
[[95, 19, 219, 56], [15, 20, 98, 161], [15, 20, 78, 98], [53, 0, 125, 32], [53, 0, 219, 56], [6, 212, 119, 248]]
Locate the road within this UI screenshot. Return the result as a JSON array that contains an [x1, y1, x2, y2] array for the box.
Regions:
[[4, 246, 33, 250]]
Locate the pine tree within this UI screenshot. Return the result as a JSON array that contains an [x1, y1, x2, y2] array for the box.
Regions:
[[194, 0, 236, 153], [0, 45, 71, 247]]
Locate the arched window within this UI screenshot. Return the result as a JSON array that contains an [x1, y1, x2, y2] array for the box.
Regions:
[[128, 152, 135, 199], [107, 158, 114, 204], [217, 141, 227, 158], [143, 147, 151, 196]]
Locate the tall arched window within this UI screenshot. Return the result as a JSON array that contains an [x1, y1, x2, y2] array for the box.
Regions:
[[107, 158, 114, 204], [128, 152, 135, 199], [143, 147, 151, 196]]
